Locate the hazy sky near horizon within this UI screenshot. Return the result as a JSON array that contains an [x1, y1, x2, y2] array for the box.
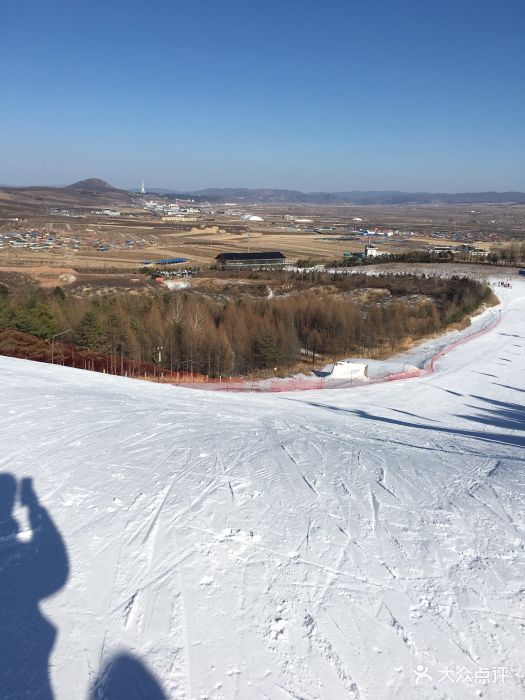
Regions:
[[1, 0, 524, 192]]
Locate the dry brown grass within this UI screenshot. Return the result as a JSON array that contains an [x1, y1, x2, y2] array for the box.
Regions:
[[0, 265, 77, 286]]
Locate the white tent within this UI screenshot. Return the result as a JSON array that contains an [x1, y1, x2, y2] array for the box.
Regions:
[[240, 214, 263, 222]]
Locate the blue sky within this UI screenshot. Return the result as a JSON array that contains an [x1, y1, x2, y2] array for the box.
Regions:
[[1, 0, 524, 191]]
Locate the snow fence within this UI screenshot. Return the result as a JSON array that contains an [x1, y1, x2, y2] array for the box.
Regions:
[[167, 309, 502, 393]]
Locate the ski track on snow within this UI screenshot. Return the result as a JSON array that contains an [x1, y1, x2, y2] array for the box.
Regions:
[[1, 279, 525, 699]]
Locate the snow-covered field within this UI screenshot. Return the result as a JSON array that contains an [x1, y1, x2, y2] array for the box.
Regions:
[[1, 279, 524, 699]]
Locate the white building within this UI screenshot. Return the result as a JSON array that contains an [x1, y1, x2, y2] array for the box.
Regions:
[[240, 214, 264, 222]]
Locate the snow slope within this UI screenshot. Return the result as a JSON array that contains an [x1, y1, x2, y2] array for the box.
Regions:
[[1, 280, 524, 699]]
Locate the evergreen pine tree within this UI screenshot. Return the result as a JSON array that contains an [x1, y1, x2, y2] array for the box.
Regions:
[[14, 303, 58, 339], [254, 332, 279, 369], [77, 312, 109, 352]]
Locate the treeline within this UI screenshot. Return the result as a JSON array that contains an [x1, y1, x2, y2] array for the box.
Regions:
[[332, 250, 459, 266], [0, 273, 492, 377], [322, 243, 525, 268], [296, 251, 464, 270], [0, 326, 164, 377], [490, 241, 525, 265]]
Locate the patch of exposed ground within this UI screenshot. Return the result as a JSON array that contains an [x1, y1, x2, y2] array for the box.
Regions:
[[0, 265, 77, 288]]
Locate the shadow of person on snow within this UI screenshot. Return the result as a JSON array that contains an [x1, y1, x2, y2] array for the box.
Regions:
[[0, 473, 69, 700], [90, 652, 167, 700], [0, 474, 167, 700]]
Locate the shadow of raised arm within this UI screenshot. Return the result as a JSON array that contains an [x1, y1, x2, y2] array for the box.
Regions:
[[0, 473, 69, 700], [20, 477, 69, 599]]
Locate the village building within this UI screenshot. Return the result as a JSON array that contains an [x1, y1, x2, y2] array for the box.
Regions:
[[215, 252, 286, 268]]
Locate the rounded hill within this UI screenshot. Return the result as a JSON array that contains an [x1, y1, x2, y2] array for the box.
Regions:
[[65, 178, 116, 192]]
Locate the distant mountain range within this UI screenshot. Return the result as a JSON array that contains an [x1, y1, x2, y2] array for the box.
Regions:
[[146, 187, 525, 205], [2, 179, 525, 205]]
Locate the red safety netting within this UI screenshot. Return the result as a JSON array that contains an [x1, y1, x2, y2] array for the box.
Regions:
[[0, 309, 501, 393]]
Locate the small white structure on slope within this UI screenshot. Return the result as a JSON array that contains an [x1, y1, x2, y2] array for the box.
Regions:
[[328, 361, 368, 379]]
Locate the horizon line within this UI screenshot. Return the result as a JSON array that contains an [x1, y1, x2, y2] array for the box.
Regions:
[[1, 180, 525, 196]]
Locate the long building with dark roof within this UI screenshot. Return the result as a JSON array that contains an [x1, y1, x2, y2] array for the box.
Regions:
[[215, 251, 286, 268]]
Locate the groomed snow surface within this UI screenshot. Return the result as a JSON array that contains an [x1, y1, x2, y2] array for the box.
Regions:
[[1, 280, 524, 699]]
